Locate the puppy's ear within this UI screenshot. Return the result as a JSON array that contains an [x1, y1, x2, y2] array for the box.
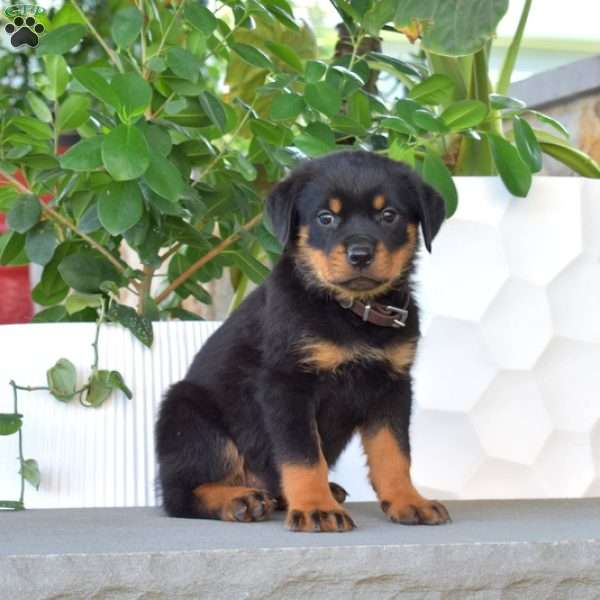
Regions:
[[417, 182, 446, 253], [266, 166, 311, 248]]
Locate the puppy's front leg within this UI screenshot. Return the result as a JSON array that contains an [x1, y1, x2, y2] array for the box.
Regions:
[[260, 371, 355, 532], [361, 380, 451, 525]]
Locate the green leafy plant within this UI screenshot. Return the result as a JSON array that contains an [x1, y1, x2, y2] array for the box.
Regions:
[[1, 0, 597, 327]]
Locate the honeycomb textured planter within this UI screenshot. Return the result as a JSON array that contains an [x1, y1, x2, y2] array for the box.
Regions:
[[0, 177, 599, 507], [334, 176, 600, 501]]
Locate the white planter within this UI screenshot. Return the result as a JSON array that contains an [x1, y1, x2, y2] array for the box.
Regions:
[[1, 176, 599, 507], [0, 321, 220, 508]]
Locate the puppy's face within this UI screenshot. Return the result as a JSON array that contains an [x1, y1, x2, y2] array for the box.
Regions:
[[267, 151, 446, 300]]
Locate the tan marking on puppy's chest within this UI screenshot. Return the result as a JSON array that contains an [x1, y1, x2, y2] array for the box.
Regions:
[[298, 338, 417, 374]]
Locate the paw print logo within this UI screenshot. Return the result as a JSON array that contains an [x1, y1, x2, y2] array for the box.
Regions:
[[4, 16, 45, 48]]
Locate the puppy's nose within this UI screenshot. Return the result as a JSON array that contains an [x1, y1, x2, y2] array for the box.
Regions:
[[347, 243, 374, 268]]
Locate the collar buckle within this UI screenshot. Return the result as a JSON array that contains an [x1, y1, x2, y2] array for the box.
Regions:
[[382, 305, 408, 328]]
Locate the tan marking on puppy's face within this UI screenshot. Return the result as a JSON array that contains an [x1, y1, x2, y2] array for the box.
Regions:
[[296, 224, 418, 302], [329, 197, 342, 214], [373, 194, 385, 210], [367, 223, 418, 283]]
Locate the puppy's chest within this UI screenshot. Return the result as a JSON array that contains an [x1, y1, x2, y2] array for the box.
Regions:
[[296, 334, 417, 377]]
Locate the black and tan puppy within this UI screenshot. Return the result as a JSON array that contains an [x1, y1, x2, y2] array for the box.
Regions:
[[156, 150, 450, 532]]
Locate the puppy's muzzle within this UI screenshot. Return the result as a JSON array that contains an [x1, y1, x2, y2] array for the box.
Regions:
[[346, 236, 375, 269]]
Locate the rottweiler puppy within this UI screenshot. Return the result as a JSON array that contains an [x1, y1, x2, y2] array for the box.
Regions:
[[156, 150, 450, 532]]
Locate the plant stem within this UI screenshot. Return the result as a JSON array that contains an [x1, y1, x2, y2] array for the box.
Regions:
[[194, 101, 256, 182], [0, 167, 130, 277], [137, 0, 147, 73], [159, 241, 182, 265], [154, 213, 263, 305], [151, 0, 184, 64], [53, 100, 59, 155], [91, 301, 105, 371], [496, 0, 533, 95], [150, 92, 175, 121], [454, 48, 497, 175], [138, 265, 155, 314], [70, 0, 124, 73], [11, 385, 50, 392], [9, 382, 25, 506]]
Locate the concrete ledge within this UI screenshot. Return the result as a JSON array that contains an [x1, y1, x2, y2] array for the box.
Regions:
[[2, 499, 600, 599]]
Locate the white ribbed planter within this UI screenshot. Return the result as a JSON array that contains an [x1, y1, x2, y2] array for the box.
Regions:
[[1, 176, 599, 508], [0, 321, 220, 508]]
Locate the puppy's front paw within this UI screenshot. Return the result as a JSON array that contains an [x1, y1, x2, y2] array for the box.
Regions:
[[381, 496, 450, 525], [286, 506, 356, 532]]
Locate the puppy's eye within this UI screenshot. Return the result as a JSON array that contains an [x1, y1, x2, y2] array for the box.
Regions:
[[317, 210, 336, 227], [380, 208, 399, 224]]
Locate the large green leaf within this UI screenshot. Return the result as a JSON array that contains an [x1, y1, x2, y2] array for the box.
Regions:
[[230, 43, 274, 70], [98, 181, 144, 235], [101, 124, 150, 181], [10, 116, 53, 140], [20, 459, 40, 490], [72, 67, 119, 108], [441, 100, 488, 131], [294, 133, 335, 156], [413, 109, 447, 133], [250, 119, 292, 146], [264, 41, 303, 73], [422, 151, 458, 218], [26, 92, 52, 123], [110, 72, 152, 123], [363, 0, 396, 35], [488, 133, 532, 197], [226, 251, 270, 285], [0, 232, 27, 265], [366, 52, 423, 78], [540, 142, 600, 178], [143, 154, 185, 203], [37, 24, 86, 55], [304, 82, 341, 117], [409, 74, 455, 105], [65, 293, 103, 315], [60, 136, 103, 171], [47, 358, 77, 401], [111, 6, 143, 48], [271, 93, 304, 120], [31, 242, 73, 306], [107, 303, 153, 347], [44, 55, 68, 100], [56, 94, 91, 131], [184, 2, 217, 35], [166, 47, 202, 82], [394, 0, 509, 56], [26, 222, 58, 265], [198, 91, 227, 133], [85, 370, 131, 407], [58, 250, 122, 293], [7, 195, 41, 234], [512, 115, 542, 173], [0, 414, 22, 436]]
